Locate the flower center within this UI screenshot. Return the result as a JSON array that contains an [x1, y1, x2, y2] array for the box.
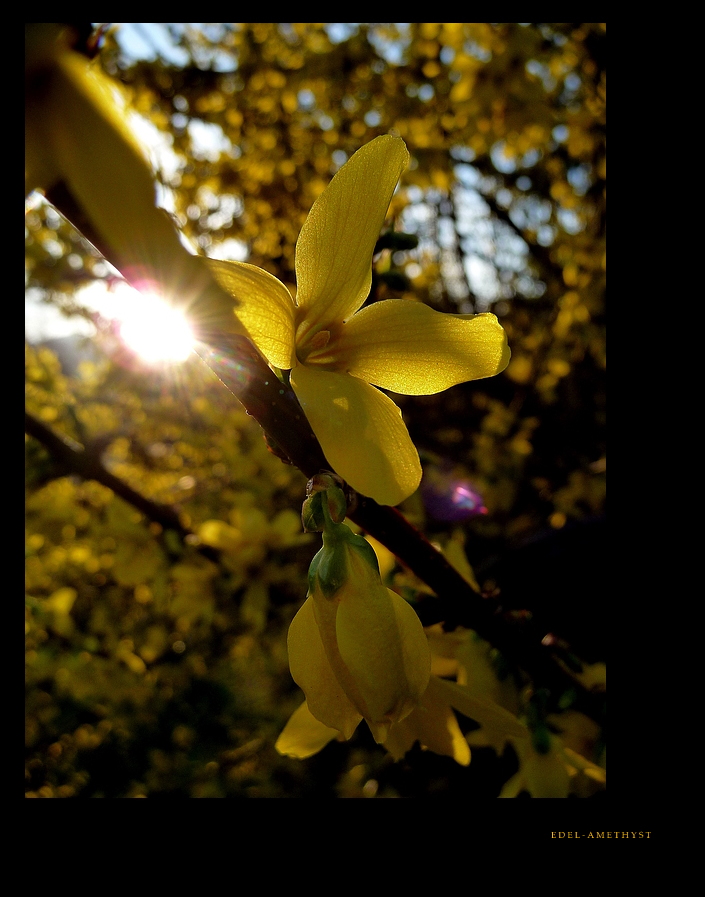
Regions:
[[307, 329, 331, 352], [296, 319, 344, 368]]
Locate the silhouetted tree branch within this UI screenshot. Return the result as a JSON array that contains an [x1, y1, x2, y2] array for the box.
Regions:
[[40, 180, 604, 725]]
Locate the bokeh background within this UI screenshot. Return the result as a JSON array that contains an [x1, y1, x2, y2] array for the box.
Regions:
[[25, 23, 606, 798]]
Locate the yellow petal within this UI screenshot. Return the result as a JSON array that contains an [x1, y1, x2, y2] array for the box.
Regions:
[[308, 542, 430, 741], [438, 678, 529, 739], [290, 365, 422, 506], [335, 582, 431, 742], [380, 717, 417, 762], [205, 259, 296, 369], [384, 675, 471, 765], [35, 49, 236, 330], [522, 749, 572, 798], [455, 633, 521, 716], [560, 747, 606, 784], [418, 677, 472, 766], [287, 596, 363, 739], [275, 700, 339, 759], [443, 537, 482, 594], [498, 772, 525, 798], [295, 136, 410, 328], [338, 302, 511, 395], [25, 26, 64, 193]]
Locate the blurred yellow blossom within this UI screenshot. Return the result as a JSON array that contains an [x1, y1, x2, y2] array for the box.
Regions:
[[383, 673, 527, 765], [497, 730, 605, 798]]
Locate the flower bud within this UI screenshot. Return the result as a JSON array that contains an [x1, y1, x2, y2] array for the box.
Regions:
[[302, 472, 348, 532], [289, 524, 431, 743]]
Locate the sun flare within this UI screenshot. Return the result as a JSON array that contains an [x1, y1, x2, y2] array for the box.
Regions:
[[78, 280, 195, 364], [118, 293, 194, 363]]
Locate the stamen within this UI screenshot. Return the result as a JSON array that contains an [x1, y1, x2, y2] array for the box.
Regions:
[[296, 324, 343, 367], [308, 330, 331, 351]]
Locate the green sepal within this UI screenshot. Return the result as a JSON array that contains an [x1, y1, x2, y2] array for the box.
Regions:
[[302, 473, 348, 531], [302, 491, 327, 533], [526, 688, 552, 755], [312, 540, 350, 599], [324, 484, 348, 524], [530, 724, 552, 755], [308, 523, 381, 599], [307, 546, 324, 593], [557, 688, 578, 711], [337, 528, 380, 575]]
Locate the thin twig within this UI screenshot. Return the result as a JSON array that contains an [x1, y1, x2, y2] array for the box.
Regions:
[[24, 409, 217, 563]]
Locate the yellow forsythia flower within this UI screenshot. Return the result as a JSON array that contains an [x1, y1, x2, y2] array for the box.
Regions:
[[276, 493, 526, 762], [207, 135, 510, 505], [278, 523, 431, 750]]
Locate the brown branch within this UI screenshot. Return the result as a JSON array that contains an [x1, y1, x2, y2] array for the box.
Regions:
[[39, 180, 603, 724], [24, 409, 218, 563], [470, 172, 566, 293]]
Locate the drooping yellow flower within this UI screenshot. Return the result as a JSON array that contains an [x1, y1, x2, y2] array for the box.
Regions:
[[496, 729, 606, 799], [207, 135, 510, 506], [275, 672, 528, 764], [276, 514, 526, 763], [280, 518, 431, 747]]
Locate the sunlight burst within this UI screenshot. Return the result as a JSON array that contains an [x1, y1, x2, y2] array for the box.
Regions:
[[77, 280, 195, 364], [118, 293, 194, 363]]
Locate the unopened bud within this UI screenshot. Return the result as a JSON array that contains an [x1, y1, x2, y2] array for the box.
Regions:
[[301, 491, 326, 533], [302, 472, 348, 531]]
